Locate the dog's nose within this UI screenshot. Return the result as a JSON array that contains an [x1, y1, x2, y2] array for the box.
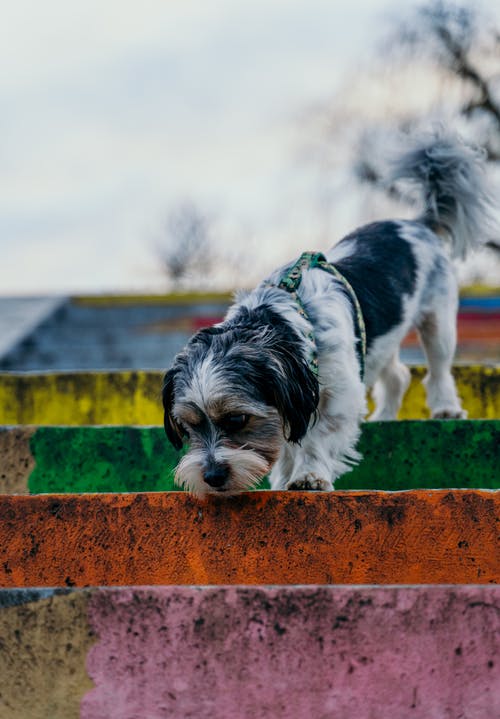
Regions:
[[203, 464, 229, 488]]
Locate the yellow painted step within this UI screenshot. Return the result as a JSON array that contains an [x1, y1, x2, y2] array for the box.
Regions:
[[0, 365, 498, 425]]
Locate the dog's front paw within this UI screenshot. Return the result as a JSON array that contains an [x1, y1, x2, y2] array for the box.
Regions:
[[285, 473, 333, 491], [432, 408, 467, 419]]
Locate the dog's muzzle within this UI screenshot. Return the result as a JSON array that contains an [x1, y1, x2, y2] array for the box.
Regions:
[[203, 462, 229, 489]]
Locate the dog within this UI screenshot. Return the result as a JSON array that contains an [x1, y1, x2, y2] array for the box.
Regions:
[[162, 132, 494, 497]]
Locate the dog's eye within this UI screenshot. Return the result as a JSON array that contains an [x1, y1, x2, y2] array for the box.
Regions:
[[219, 414, 249, 433]]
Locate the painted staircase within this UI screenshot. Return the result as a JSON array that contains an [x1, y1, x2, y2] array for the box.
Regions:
[[0, 363, 499, 718]]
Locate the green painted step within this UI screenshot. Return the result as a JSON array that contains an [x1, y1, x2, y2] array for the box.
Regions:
[[1, 420, 498, 494]]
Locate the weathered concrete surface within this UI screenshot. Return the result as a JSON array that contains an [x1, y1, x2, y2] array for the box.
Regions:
[[0, 426, 36, 494], [1, 420, 499, 494], [0, 585, 497, 718], [0, 491, 498, 587], [0, 365, 498, 425], [82, 586, 500, 719], [0, 589, 94, 719]]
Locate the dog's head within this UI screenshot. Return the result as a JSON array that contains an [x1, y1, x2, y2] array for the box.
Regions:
[[162, 306, 319, 496]]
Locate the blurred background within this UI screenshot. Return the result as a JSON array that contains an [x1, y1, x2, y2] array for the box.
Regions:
[[1, 0, 499, 368]]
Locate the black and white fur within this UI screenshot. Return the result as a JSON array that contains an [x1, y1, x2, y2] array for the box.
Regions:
[[163, 133, 495, 496]]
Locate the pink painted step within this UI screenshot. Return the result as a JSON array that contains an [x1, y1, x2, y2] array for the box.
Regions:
[[81, 585, 499, 719]]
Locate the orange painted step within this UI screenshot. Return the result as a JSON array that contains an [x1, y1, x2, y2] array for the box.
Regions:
[[0, 491, 498, 587]]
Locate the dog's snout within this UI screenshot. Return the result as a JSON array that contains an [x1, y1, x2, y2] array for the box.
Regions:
[[203, 463, 229, 488]]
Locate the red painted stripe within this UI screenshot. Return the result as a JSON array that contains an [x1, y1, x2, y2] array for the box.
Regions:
[[192, 316, 224, 330]]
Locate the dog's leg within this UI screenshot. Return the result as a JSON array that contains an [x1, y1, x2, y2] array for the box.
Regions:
[[270, 379, 366, 491], [269, 444, 297, 490], [418, 310, 466, 419], [270, 436, 335, 491], [370, 353, 411, 421]]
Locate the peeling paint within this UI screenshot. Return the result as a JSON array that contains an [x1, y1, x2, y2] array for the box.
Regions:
[[0, 426, 36, 494], [0, 591, 94, 719]]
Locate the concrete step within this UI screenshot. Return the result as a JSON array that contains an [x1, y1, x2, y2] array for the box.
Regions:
[[0, 294, 231, 371], [0, 365, 499, 425], [0, 584, 498, 718], [1, 491, 498, 587], [1, 291, 498, 371], [1, 420, 498, 494]]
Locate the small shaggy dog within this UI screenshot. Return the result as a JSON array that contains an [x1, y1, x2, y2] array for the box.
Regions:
[[163, 133, 494, 496]]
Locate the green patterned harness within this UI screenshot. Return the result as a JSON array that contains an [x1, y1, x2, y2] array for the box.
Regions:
[[274, 251, 367, 380]]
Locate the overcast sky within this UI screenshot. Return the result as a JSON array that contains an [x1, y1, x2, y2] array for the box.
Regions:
[[0, 0, 466, 294]]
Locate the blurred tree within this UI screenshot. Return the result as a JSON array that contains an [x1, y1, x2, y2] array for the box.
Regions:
[[158, 201, 216, 290], [354, 1, 500, 187], [396, 0, 500, 159], [156, 200, 256, 290], [305, 0, 500, 261]]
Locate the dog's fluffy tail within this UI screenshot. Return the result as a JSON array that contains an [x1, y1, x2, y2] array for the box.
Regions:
[[391, 132, 496, 259]]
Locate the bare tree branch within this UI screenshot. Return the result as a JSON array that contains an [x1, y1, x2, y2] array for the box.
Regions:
[[352, 0, 500, 196], [158, 201, 215, 289]]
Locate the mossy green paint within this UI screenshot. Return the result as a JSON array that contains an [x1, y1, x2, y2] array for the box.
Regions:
[[343, 419, 500, 490], [29, 426, 181, 493], [27, 420, 500, 494]]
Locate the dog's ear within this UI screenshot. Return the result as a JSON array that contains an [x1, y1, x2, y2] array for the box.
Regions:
[[162, 368, 185, 450], [265, 350, 319, 444]]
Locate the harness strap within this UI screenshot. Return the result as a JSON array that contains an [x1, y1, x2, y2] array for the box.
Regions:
[[277, 251, 367, 380]]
